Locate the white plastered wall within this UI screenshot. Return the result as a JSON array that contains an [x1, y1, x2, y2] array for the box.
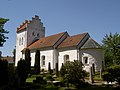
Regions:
[[58, 48, 78, 70], [15, 30, 27, 66], [40, 49, 54, 70], [80, 49, 104, 72]]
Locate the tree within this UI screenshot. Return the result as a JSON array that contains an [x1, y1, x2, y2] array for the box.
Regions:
[[0, 59, 9, 86], [25, 48, 31, 74], [102, 33, 120, 67], [12, 49, 16, 64], [48, 62, 52, 74], [0, 18, 9, 46], [34, 50, 40, 74], [55, 63, 59, 76], [17, 59, 27, 85]]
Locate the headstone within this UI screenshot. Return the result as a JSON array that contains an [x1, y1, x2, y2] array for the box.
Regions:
[[92, 63, 95, 75], [100, 68, 102, 79], [89, 66, 94, 83]]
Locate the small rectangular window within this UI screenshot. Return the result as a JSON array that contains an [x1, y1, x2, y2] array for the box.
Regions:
[[83, 57, 88, 64]]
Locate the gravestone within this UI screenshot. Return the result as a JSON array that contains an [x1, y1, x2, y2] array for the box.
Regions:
[[89, 66, 94, 83]]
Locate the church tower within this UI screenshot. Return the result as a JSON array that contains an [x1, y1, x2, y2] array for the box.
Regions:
[[15, 15, 45, 66]]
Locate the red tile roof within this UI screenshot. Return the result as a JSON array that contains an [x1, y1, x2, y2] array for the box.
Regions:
[[28, 32, 67, 50], [17, 20, 30, 32], [57, 33, 88, 48], [1, 56, 14, 63]]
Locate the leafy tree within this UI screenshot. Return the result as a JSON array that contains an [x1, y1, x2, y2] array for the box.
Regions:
[[102, 33, 120, 67], [17, 59, 27, 85], [0, 18, 9, 46], [25, 48, 31, 74], [34, 50, 40, 74]]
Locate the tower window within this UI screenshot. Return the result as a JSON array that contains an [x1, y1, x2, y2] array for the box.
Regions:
[[21, 37, 23, 45], [32, 32, 35, 36], [19, 38, 21, 46], [37, 33, 40, 37]]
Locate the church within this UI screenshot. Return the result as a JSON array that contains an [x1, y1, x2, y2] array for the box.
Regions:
[[15, 15, 104, 72]]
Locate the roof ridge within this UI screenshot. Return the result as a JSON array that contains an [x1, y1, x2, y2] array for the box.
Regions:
[[69, 32, 88, 37]]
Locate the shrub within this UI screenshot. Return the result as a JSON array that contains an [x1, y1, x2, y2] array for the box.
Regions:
[[60, 60, 87, 88], [102, 65, 120, 84], [33, 75, 46, 84], [102, 72, 114, 83], [45, 74, 54, 81], [17, 59, 28, 85]]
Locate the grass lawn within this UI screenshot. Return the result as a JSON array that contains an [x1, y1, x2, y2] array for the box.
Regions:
[[24, 74, 119, 90], [26, 77, 36, 83]]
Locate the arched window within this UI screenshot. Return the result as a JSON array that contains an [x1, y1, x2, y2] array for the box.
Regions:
[[32, 32, 35, 36], [37, 33, 40, 37], [64, 55, 69, 63], [83, 57, 88, 64], [19, 38, 21, 46], [42, 55, 45, 66], [21, 37, 23, 45]]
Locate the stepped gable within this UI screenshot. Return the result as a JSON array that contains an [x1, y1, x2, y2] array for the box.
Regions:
[[57, 33, 88, 48], [28, 32, 67, 50], [17, 20, 31, 32], [81, 37, 101, 49], [17, 15, 40, 33]]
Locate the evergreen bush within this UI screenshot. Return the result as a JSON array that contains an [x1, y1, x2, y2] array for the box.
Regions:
[[0, 59, 9, 86], [17, 59, 28, 85], [48, 62, 52, 74], [102, 65, 120, 84], [34, 50, 40, 74], [25, 48, 31, 74]]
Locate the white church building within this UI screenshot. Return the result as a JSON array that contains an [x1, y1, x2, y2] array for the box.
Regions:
[[15, 15, 104, 72]]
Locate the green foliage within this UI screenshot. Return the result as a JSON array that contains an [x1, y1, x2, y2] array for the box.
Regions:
[[25, 48, 31, 74], [102, 65, 120, 84], [0, 18, 9, 46], [102, 33, 120, 67], [60, 60, 87, 88], [0, 59, 9, 86], [33, 75, 46, 84], [17, 59, 28, 85], [45, 74, 54, 81], [34, 50, 40, 74]]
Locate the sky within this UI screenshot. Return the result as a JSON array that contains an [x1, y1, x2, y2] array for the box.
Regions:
[[0, 0, 120, 56]]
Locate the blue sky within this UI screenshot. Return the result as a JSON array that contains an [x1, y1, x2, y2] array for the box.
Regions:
[[0, 0, 120, 56]]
